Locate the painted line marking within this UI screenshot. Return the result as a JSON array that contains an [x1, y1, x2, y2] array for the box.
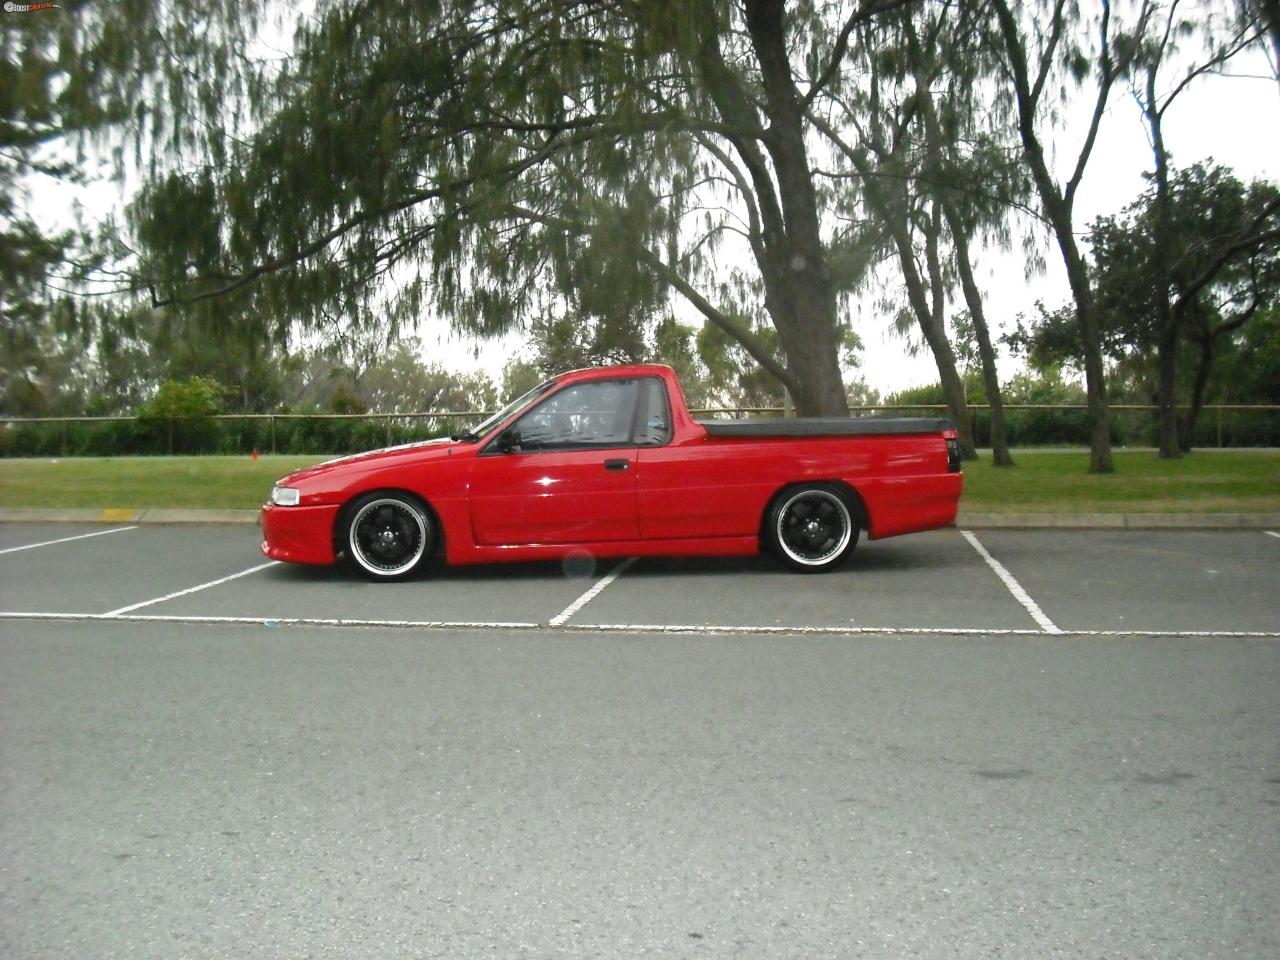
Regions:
[[562, 622, 1280, 639], [0, 612, 538, 630], [1266, 531, 1280, 540], [548, 557, 638, 627], [547, 560, 637, 627], [960, 530, 1062, 634], [0, 525, 138, 556], [102, 561, 282, 617], [98, 508, 139, 523], [0, 610, 1275, 639]]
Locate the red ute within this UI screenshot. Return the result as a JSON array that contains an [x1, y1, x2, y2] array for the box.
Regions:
[[260, 364, 963, 579]]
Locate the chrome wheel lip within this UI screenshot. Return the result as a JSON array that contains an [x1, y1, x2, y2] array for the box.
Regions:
[[348, 498, 428, 577], [775, 489, 852, 566]]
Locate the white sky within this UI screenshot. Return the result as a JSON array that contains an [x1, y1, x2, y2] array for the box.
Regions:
[[25, 19, 1280, 398]]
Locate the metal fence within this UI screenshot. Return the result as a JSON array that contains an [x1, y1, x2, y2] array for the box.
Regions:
[[2, 404, 1278, 456]]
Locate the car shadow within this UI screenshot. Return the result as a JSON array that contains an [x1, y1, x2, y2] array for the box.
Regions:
[[262, 533, 966, 584]]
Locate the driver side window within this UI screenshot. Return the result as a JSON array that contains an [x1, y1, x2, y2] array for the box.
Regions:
[[512, 379, 640, 451]]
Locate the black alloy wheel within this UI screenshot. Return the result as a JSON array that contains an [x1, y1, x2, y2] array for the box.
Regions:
[[343, 493, 434, 580], [767, 484, 858, 572]]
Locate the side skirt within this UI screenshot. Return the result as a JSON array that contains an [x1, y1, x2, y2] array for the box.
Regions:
[[445, 535, 760, 567]]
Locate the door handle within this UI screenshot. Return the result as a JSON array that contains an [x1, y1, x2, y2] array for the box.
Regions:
[[603, 458, 629, 471]]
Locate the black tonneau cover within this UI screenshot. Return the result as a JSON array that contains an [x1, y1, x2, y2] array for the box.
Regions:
[[697, 417, 952, 438]]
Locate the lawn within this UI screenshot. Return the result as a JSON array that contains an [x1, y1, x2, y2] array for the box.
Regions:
[[0, 455, 318, 510], [959, 450, 1280, 513], [0, 450, 1277, 513]]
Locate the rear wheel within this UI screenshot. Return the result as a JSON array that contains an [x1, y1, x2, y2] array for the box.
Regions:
[[766, 484, 859, 573], [342, 492, 435, 581]]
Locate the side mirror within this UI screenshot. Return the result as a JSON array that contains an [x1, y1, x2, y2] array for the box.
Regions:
[[495, 428, 521, 453]]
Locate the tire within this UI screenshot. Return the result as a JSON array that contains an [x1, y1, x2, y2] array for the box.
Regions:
[[766, 483, 859, 573], [341, 492, 435, 581]]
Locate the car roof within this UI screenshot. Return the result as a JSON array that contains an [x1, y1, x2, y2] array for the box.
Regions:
[[554, 363, 675, 384]]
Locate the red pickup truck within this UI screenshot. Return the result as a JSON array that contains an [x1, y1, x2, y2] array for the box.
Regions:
[[261, 363, 962, 579]]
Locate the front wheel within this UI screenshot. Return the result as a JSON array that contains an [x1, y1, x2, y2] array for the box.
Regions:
[[342, 492, 435, 581], [766, 484, 859, 573]]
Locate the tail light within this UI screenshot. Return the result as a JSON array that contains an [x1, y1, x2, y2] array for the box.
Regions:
[[944, 432, 961, 472]]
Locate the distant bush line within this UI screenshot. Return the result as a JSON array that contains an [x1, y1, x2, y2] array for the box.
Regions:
[[2, 405, 1278, 458]]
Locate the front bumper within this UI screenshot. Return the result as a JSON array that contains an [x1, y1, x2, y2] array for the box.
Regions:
[[260, 502, 342, 565]]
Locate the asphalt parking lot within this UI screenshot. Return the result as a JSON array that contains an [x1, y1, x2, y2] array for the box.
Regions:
[[0, 522, 1277, 635], [2, 523, 1279, 959]]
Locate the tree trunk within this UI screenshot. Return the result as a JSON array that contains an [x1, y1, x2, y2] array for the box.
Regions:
[[698, 0, 849, 416], [903, 30, 1013, 465], [887, 202, 976, 458], [1017, 155, 1113, 470], [744, 0, 848, 416], [1063, 239, 1115, 472], [922, 203, 977, 459], [1179, 335, 1215, 453], [992, 0, 1114, 473], [1155, 322, 1182, 458], [943, 203, 1015, 466], [1144, 64, 1182, 459]]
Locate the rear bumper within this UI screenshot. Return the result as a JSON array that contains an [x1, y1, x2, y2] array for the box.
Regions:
[[861, 473, 963, 539], [260, 502, 341, 565]]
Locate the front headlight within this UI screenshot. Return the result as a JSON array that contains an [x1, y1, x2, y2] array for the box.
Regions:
[[271, 486, 301, 506]]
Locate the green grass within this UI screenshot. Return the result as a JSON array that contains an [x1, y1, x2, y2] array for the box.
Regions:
[[959, 450, 1280, 513], [0, 455, 318, 510], [0, 450, 1277, 513]]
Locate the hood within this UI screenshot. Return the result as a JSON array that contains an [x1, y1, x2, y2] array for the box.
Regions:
[[279, 437, 459, 485]]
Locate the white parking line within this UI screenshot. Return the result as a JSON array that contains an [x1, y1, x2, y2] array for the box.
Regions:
[[0, 612, 539, 630], [102, 561, 281, 617], [0, 526, 138, 556], [960, 530, 1062, 634], [1266, 531, 1280, 540], [0, 610, 1276, 638], [549, 557, 637, 627]]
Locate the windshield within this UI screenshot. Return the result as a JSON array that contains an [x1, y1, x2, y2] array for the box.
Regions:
[[459, 378, 557, 440]]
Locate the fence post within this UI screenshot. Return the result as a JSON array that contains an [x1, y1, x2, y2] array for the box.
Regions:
[[1216, 406, 1222, 448], [385, 414, 393, 446], [61, 419, 68, 457], [270, 415, 276, 454], [167, 416, 174, 455]]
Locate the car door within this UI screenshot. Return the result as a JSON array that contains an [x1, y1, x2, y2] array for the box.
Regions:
[[468, 378, 643, 545]]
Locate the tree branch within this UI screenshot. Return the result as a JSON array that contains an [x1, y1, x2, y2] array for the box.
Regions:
[[799, 0, 913, 112], [1174, 198, 1280, 309], [500, 202, 801, 395]]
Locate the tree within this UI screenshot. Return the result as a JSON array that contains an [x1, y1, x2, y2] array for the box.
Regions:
[[279, 337, 497, 414], [987, 0, 1154, 473], [1213, 302, 1280, 404], [1, 8, 92, 416], [1008, 164, 1280, 449], [1252, 0, 1280, 79], [89, 0, 953, 419], [1128, 0, 1269, 457], [1090, 164, 1280, 449], [815, 4, 1024, 464], [900, 8, 1024, 467], [809, 68, 980, 457]]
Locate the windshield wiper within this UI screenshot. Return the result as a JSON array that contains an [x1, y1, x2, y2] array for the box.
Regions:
[[449, 431, 481, 442]]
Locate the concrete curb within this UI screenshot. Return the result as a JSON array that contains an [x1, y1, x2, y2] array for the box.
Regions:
[[1, 508, 1277, 530], [956, 511, 1280, 530]]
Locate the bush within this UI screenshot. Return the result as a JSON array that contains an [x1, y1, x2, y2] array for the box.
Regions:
[[137, 378, 225, 453]]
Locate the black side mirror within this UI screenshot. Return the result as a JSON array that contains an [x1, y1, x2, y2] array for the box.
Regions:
[[495, 428, 521, 453]]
